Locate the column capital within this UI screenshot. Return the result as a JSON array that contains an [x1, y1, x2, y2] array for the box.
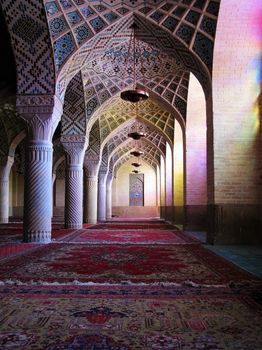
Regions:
[[16, 94, 63, 141], [61, 135, 88, 165], [98, 167, 108, 182], [84, 158, 100, 177]]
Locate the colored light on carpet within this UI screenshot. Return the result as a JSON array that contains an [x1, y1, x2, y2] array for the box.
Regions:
[[0, 285, 261, 350], [0, 244, 257, 285]]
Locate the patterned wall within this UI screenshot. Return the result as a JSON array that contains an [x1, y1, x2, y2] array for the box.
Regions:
[[1, 0, 55, 94], [85, 119, 100, 161], [62, 71, 86, 135]]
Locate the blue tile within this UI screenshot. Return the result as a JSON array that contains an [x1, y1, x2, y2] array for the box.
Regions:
[[67, 11, 82, 25], [74, 24, 93, 45], [90, 16, 106, 33], [54, 33, 75, 70]]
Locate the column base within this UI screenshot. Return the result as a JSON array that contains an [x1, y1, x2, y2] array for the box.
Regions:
[[23, 231, 51, 243], [86, 218, 97, 224], [0, 217, 9, 224], [65, 223, 82, 229]]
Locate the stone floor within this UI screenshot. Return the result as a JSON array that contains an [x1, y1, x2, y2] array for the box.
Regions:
[[185, 230, 262, 278]]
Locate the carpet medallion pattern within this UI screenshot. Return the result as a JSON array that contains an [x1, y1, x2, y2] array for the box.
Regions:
[[0, 244, 256, 285], [61, 229, 197, 244], [0, 219, 261, 349]]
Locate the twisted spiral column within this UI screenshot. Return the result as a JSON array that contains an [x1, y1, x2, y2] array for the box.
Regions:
[[62, 136, 87, 229], [23, 141, 53, 243], [16, 94, 63, 243], [0, 157, 14, 223], [65, 165, 83, 228], [98, 173, 107, 222]]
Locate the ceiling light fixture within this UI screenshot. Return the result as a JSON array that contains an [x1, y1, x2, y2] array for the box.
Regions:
[[120, 23, 149, 103]]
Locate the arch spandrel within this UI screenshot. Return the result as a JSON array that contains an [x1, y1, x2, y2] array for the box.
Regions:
[[1, 0, 56, 94]]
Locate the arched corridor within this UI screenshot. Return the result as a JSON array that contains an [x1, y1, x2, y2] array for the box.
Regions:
[[0, 0, 261, 348]]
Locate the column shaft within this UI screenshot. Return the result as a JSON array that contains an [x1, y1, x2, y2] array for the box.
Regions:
[[0, 179, 9, 223], [86, 175, 98, 224], [23, 141, 53, 243], [0, 157, 14, 223], [65, 165, 83, 228], [106, 179, 112, 220], [98, 175, 107, 221]]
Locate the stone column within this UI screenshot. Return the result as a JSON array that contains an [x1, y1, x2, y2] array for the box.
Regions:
[[106, 173, 113, 220], [61, 135, 87, 229], [98, 171, 107, 222], [0, 156, 14, 223], [84, 160, 99, 224], [17, 95, 63, 243]]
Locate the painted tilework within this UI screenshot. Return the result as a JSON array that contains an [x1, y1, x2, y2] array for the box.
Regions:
[[46, 1, 60, 16], [193, 32, 214, 70], [162, 16, 179, 33], [103, 11, 119, 23], [176, 24, 195, 45], [66, 11, 82, 26], [58, 0, 73, 10], [74, 24, 93, 46], [50, 16, 69, 38], [62, 71, 86, 135], [80, 6, 95, 18], [89, 16, 107, 33], [200, 16, 217, 38], [54, 33, 75, 71], [2, 0, 55, 94]]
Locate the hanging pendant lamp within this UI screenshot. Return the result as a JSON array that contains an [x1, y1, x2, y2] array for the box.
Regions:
[[131, 162, 141, 168], [128, 131, 145, 140], [130, 150, 144, 157], [120, 23, 149, 103]]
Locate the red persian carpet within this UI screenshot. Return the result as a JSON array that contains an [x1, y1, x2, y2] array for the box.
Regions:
[[94, 223, 177, 230], [59, 228, 198, 244], [0, 219, 261, 349], [0, 243, 258, 285], [0, 284, 261, 350]]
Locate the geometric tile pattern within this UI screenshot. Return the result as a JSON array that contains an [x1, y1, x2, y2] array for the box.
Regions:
[[98, 97, 175, 144], [110, 137, 161, 173], [99, 144, 109, 174], [56, 9, 214, 102], [45, 0, 220, 76], [104, 120, 167, 159], [1, 0, 56, 94], [61, 71, 86, 135], [85, 119, 100, 161], [46, 0, 220, 74]]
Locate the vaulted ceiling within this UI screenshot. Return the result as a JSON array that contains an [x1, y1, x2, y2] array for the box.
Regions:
[[0, 0, 221, 176]]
